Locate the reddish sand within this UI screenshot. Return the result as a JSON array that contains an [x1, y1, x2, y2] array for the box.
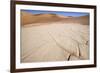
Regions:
[[21, 11, 89, 26]]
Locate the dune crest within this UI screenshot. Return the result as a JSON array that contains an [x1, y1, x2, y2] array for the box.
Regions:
[[21, 11, 89, 26]]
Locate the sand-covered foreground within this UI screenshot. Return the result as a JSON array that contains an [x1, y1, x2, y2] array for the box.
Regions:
[[21, 22, 89, 63]]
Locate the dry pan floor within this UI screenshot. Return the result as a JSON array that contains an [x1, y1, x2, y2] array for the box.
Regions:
[[21, 22, 89, 63]]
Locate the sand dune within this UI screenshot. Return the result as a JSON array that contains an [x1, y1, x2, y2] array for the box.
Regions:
[[21, 11, 89, 26], [21, 12, 64, 25], [21, 11, 89, 63]]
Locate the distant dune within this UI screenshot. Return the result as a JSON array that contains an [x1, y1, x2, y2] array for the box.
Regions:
[[78, 15, 89, 25], [21, 11, 64, 25], [21, 11, 89, 26], [61, 15, 89, 25]]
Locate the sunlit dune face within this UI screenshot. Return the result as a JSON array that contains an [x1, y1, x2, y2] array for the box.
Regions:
[[21, 11, 89, 26]]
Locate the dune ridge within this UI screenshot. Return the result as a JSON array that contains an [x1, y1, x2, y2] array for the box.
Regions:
[[21, 11, 89, 26]]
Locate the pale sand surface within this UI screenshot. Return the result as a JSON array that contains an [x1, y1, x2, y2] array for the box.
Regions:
[[21, 22, 89, 63]]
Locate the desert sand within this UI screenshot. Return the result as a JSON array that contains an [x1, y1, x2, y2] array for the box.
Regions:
[[21, 11, 89, 63]]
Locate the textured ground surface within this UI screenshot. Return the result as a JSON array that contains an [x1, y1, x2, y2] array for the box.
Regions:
[[21, 22, 89, 63]]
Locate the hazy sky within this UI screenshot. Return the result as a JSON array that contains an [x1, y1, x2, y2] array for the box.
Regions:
[[22, 9, 89, 17]]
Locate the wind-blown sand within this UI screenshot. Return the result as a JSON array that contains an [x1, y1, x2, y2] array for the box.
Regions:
[[21, 12, 89, 63]]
